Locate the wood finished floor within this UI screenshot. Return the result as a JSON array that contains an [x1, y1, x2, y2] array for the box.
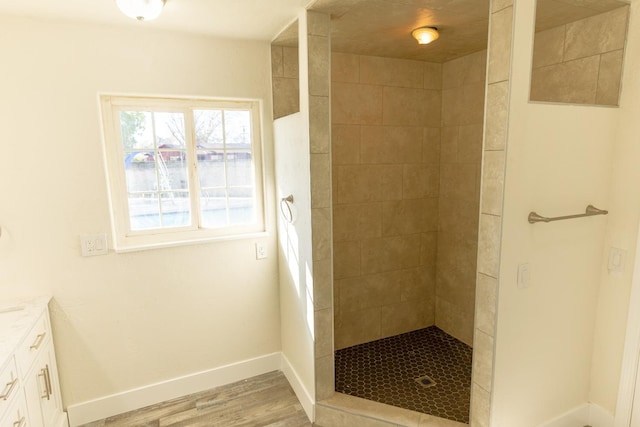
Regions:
[[80, 371, 312, 427]]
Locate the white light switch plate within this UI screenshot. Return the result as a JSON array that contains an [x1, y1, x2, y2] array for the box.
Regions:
[[608, 247, 626, 274], [81, 233, 108, 257], [517, 263, 530, 289]]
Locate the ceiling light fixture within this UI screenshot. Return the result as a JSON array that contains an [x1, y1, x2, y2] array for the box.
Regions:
[[116, 0, 166, 21], [412, 27, 439, 45]]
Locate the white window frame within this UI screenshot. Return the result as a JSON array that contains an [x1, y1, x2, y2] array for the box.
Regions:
[[99, 95, 266, 252]]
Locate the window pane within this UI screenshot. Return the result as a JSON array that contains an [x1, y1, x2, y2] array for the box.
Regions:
[[120, 111, 153, 149], [124, 152, 157, 192], [161, 192, 191, 227], [229, 188, 255, 225], [224, 110, 251, 147], [154, 112, 186, 148], [226, 151, 253, 186], [200, 189, 228, 228], [158, 153, 189, 191], [128, 193, 160, 230], [193, 110, 223, 148], [197, 151, 226, 188]]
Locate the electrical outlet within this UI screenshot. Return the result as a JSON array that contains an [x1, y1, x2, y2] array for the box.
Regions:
[[81, 233, 108, 257], [255, 242, 267, 260]]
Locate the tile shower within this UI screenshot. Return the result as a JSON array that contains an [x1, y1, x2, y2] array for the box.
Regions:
[[331, 50, 486, 423]]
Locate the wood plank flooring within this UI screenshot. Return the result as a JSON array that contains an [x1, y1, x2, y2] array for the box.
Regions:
[[80, 371, 312, 427]]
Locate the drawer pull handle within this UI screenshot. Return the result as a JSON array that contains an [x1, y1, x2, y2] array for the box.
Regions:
[[0, 377, 17, 400], [38, 365, 52, 400], [30, 332, 46, 350], [13, 416, 26, 427]]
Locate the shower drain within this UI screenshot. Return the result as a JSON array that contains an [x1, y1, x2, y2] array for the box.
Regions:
[[415, 375, 436, 388]]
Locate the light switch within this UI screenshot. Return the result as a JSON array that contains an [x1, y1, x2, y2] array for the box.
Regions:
[[517, 263, 530, 289], [608, 247, 626, 274], [81, 233, 108, 257]]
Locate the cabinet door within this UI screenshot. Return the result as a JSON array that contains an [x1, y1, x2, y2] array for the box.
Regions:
[[23, 347, 62, 427]]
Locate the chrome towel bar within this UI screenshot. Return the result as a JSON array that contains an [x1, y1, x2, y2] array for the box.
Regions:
[[528, 205, 608, 224]]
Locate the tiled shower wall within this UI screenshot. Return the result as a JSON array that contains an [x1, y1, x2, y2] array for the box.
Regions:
[[530, 6, 628, 106], [271, 45, 300, 119], [331, 52, 442, 350], [331, 50, 487, 350], [437, 51, 487, 346]]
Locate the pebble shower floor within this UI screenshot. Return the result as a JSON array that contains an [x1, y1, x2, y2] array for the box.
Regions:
[[335, 326, 473, 423]]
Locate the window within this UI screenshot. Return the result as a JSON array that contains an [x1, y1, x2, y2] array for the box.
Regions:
[[99, 95, 265, 251]]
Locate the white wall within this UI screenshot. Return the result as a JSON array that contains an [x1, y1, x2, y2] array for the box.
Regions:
[[491, 0, 618, 425], [0, 14, 281, 408], [591, 0, 640, 414]]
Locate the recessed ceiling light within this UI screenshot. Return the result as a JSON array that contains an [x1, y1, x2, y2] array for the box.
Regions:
[[116, 0, 166, 21]]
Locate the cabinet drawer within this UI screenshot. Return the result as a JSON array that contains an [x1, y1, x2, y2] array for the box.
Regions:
[[15, 314, 49, 377], [0, 386, 28, 427], [0, 357, 19, 421]]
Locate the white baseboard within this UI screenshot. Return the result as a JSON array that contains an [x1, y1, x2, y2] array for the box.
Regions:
[[537, 402, 614, 427], [280, 352, 315, 422], [66, 352, 282, 427]]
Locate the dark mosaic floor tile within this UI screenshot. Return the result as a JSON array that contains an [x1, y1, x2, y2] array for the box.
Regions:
[[335, 326, 472, 424]]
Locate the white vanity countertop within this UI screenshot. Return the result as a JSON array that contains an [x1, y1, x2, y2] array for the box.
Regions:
[[0, 295, 51, 370]]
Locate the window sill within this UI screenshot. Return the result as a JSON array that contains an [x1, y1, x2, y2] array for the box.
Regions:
[[112, 231, 270, 253]]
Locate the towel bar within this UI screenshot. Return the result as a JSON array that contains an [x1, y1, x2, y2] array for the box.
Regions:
[[528, 205, 608, 224]]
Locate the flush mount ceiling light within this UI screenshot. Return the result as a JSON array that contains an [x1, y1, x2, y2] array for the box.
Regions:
[[116, 0, 166, 21], [412, 27, 439, 45]]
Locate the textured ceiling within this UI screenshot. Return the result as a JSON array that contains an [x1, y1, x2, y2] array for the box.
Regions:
[[303, 0, 629, 63]]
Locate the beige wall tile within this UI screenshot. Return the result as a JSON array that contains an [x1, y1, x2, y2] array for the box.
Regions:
[[313, 258, 333, 310], [333, 240, 361, 279], [308, 35, 330, 97], [491, 0, 512, 12], [442, 87, 464, 127], [272, 77, 300, 120], [311, 153, 331, 208], [315, 307, 334, 357], [310, 95, 330, 154], [532, 26, 565, 69], [307, 10, 330, 37], [403, 164, 439, 199], [360, 55, 425, 88], [336, 164, 403, 203], [484, 81, 509, 150], [440, 163, 479, 200], [423, 127, 441, 163], [463, 82, 486, 125], [332, 82, 383, 125], [381, 87, 441, 128], [312, 207, 332, 261], [488, 6, 514, 84], [420, 232, 438, 271], [465, 50, 488, 85], [564, 6, 629, 62], [436, 231, 478, 312], [477, 213, 502, 278], [271, 45, 284, 77], [361, 234, 422, 274], [332, 124, 361, 165], [382, 198, 438, 236], [381, 299, 433, 338], [332, 52, 360, 83], [361, 126, 423, 164], [530, 55, 600, 104], [424, 62, 443, 90], [315, 354, 335, 401], [338, 275, 390, 313], [283, 46, 299, 79], [335, 306, 381, 349], [472, 329, 494, 391], [471, 382, 490, 427], [458, 124, 484, 163], [438, 197, 480, 235], [435, 297, 474, 345], [443, 55, 467, 89], [440, 126, 458, 164], [596, 49, 624, 106], [481, 150, 505, 215], [476, 273, 497, 336], [333, 202, 382, 242]]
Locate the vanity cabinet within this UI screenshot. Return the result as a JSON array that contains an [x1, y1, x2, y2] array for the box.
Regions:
[[0, 297, 68, 427]]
